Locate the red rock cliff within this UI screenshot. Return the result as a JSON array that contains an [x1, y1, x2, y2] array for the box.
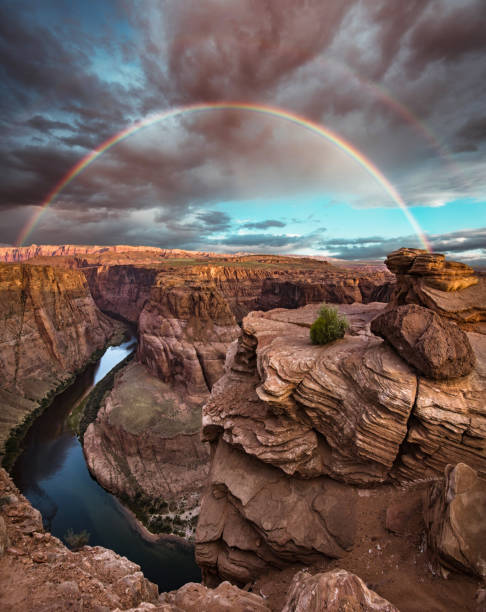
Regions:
[[0, 263, 118, 456]]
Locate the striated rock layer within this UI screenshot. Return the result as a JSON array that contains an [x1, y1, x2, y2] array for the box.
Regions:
[[371, 304, 476, 380], [196, 297, 486, 585], [0, 263, 119, 458], [137, 277, 241, 398], [386, 248, 486, 324]]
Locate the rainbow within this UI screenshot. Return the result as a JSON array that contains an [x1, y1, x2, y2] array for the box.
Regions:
[[16, 102, 431, 250]]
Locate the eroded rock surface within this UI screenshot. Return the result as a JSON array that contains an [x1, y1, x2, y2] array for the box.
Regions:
[[159, 581, 270, 611], [371, 304, 475, 380], [424, 463, 486, 579], [281, 569, 399, 612], [205, 303, 417, 486], [196, 439, 358, 586], [138, 278, 240, 398], [395, 331, 486, 480]]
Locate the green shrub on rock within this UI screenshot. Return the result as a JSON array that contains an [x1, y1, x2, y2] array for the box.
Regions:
[[310, 304, 349, 345]]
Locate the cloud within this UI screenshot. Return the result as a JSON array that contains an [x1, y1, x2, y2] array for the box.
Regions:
[[406, 1, 486, 76], [196, 210, 232, 231], [240, 219, 286, 230], [0, 0, 485, 251], [318, 227, 486, 262]]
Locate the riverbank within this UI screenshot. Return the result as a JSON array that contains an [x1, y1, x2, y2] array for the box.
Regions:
[[2, 325, 128, 471], [10, 334, 200, 590]]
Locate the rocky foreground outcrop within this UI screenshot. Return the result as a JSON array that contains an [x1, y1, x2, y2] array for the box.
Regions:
[[0, 263, 120, 459], [2, 467, 404, 611], [196, 265, 485, 605], [282, 569, 399, 612]]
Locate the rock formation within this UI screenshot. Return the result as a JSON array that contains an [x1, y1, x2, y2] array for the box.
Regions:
[[424, 463, 486, 579], [371, 304, 475, 379], [281, 569, 399, 612], [0, 263, 121, 459], [196, 289, 486, 588], [385, 248, 485, 324], [159, 581, 271, 611], [137, 278, 241, 397]]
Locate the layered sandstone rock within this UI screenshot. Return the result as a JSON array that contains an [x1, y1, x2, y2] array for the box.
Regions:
[[84, 265, 158, 323], [137, 278, 241, 398], [205, 303, 417, 486], [282, 569, 399, 612], [196, 438, 358, 586], [84, 362, 209, 537], [394, 330, 486, 480], [0, 263, 119, 457], [371, 304, 475, 379], [424, 463, 486, 579], [197, 297, 486, 585], [386, 248, 485, 324]]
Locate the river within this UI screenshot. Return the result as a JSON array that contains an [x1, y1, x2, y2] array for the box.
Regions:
[[11, 337, 201, 591]]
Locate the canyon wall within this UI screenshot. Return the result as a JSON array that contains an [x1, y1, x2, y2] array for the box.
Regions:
[[0, 263, 120, 459]]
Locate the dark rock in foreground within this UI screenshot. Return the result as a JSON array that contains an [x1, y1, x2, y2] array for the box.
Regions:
[[424, 463, 486, 579]]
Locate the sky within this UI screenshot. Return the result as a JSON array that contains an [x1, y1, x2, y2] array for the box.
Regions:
[[1, 0, 485, 262]]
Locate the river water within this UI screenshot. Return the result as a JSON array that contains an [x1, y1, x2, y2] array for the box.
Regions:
[[11, 338, 201, 591]]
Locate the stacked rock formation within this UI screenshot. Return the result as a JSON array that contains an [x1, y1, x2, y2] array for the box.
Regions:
[[195, 251, 486, 593], [385, 248, 485, 324]]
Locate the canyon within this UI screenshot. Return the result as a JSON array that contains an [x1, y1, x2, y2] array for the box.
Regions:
[[0, 244, 485, 611]]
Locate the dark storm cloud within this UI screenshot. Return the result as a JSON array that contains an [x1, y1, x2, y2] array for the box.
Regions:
[[241, 219, 286, 230], [1, 0, 486, 251], [454, 116, 486, 152], [196, 210, 232, 231], [406, 1, 486, 75], [25, 115, 74, 133], [150, 0, 355, 104]]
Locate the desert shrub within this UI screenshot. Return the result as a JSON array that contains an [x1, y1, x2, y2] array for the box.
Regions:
[[310, 304, 349, 345], [64, 528, 90, 550]]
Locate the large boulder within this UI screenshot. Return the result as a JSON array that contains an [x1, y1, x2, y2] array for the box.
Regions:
[[371, 304, 475, 380], [282, 569, 399, 612], [424, 463, 486, 579]]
